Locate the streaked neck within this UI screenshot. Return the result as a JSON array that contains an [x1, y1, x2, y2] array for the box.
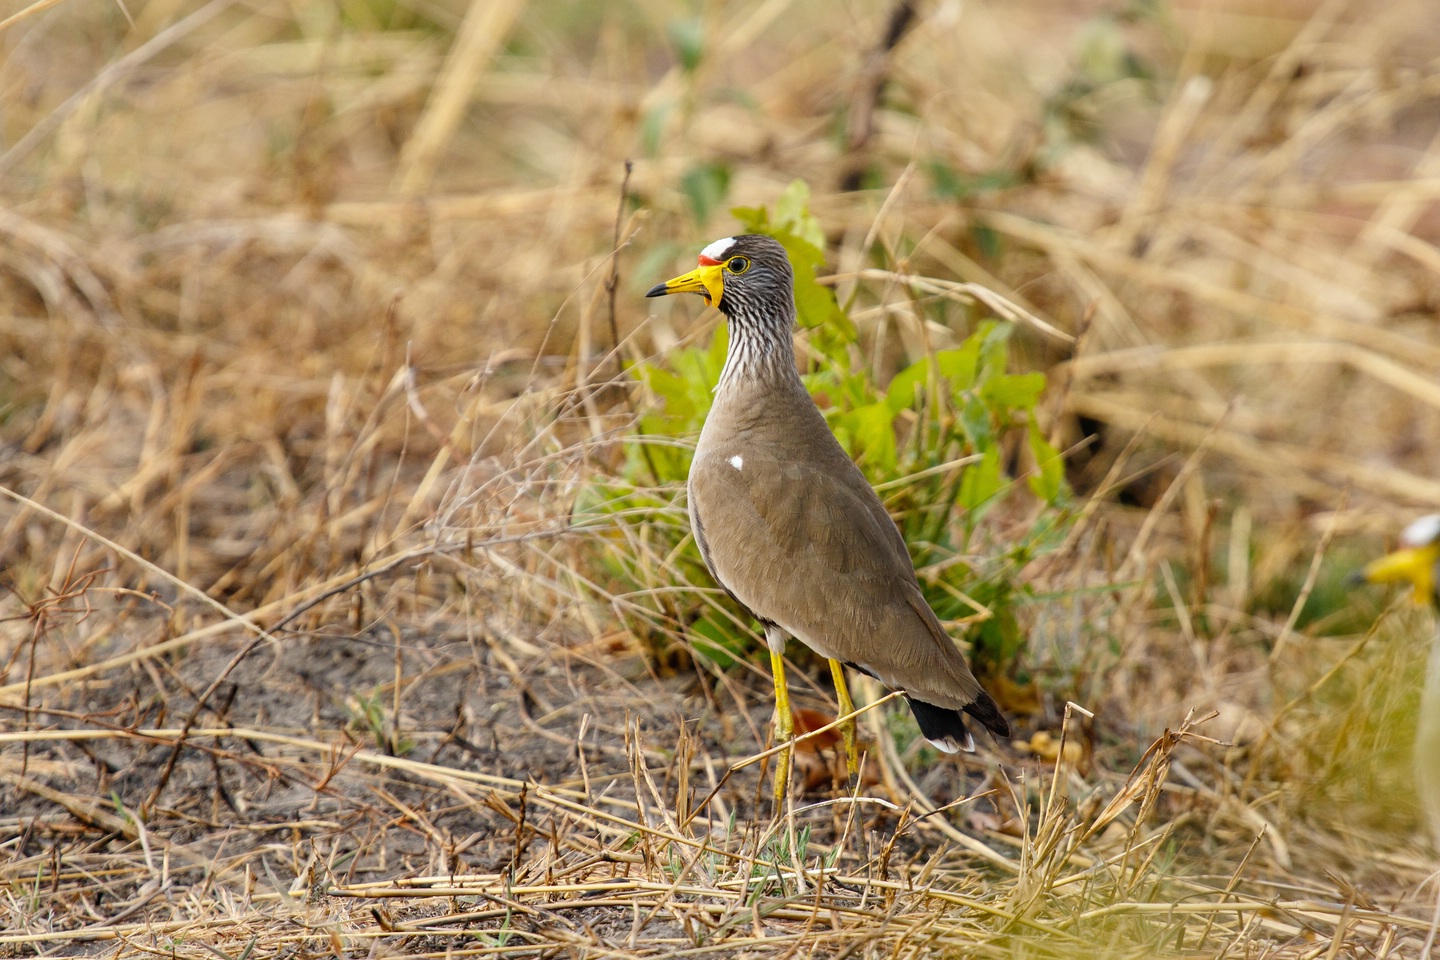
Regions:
[[717, 301, 799, 390]]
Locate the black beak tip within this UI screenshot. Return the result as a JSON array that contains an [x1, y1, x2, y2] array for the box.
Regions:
[[644, 283, 669, 298], [1344, 570, 1370, 588]]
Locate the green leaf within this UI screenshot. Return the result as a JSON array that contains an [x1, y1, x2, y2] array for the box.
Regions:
[[689, 611, 748, 669], [958, 446, 1003, 516], [886, 356, 930, 414], [936, 342, 980, 392], [957, 394, 994, 448], [976, 320, 1014, 372], [983, 371, 1047, 410], [1027, 420, 1067, 502], [836, 402, 898, 472], [972, 223, 1002, 260], [627, 338, 728, 484], [770, 181, 826, 250], [729, 203, 769, 234], [706, 319, 729, 371], [668, 16, 705, 73], [927, 161, 1024, 202], [634, 363, 698, 420], [681, 162, 731, 224], [640, 103, 671, 157], [671, 345, 722, 408]]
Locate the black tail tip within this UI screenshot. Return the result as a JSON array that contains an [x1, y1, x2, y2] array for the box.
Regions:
[[906, 694, 1010, 754]]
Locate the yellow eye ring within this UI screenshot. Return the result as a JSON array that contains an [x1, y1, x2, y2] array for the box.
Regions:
[[727, 256, 751, 274]]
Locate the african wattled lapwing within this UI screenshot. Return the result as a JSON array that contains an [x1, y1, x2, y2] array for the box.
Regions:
[[646, 234, 1010, 799]]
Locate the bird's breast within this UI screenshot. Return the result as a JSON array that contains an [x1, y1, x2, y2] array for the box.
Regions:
[[699, 380, 830, 458]]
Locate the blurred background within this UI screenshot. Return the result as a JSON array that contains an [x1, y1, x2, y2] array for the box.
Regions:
[[4, 0, 1440, 953]]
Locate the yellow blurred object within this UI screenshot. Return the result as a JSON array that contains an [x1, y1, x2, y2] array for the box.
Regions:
[[989, 674, 1043, 717], [1356, 515, 1440, 850], [1021, 730, 1085, 766]]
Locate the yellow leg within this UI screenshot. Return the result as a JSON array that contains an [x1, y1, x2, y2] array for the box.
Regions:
[[829, 659, 859, 779], [769, 648, 794, 804]]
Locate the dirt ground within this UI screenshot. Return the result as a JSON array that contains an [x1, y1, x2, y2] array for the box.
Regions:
[[6, 585, 1037, 954]]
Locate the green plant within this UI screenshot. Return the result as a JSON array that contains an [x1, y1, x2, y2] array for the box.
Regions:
[[345, 689, 413, 757]]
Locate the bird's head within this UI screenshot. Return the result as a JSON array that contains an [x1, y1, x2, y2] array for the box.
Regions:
[[645, 235, 794, 317], [1355, 514, 1440, 608]]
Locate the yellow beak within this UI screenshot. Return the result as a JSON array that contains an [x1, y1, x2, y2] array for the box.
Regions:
[[1360, 544, 1440, 607], [645, 262, 724, 307]]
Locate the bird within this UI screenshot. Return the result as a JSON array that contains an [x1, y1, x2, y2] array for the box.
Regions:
[[645, 234, 1010, 800], [1355, 514, 1440, 846]]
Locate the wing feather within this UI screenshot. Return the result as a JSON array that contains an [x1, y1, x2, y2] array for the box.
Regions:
[[689, 448, 983, 711]]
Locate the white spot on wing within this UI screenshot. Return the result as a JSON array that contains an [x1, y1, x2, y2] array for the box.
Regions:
[[728, 454, 743, 471], [700, 237, 737, 261], [1402, 514, 1440, 547]]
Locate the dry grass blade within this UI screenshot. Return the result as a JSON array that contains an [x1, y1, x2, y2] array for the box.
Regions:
[[1083, 710, 1223, 842], [0, 0, 69, 39]]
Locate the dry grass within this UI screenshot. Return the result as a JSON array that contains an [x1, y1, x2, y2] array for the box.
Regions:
[[3, 0, 1440, 955]]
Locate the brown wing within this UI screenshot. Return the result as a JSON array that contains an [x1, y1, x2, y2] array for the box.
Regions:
[[688, 445, 985, 711]]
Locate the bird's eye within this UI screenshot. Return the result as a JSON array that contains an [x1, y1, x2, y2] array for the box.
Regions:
[[726, 256, 751, 274]]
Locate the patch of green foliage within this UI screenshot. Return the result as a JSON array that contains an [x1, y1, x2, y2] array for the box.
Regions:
[[345, 689, 413, 757], [577, 180, 1072, 692]]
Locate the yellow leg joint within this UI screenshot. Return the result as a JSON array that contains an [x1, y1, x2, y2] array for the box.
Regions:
[[769, 648, 793, 804], [829, 659, 859, 779]]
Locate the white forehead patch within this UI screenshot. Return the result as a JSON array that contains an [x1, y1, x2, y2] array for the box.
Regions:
[[700, 237, 737, 261], [728, 454, 743, 471], [1400, 514, 1440, 548]]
